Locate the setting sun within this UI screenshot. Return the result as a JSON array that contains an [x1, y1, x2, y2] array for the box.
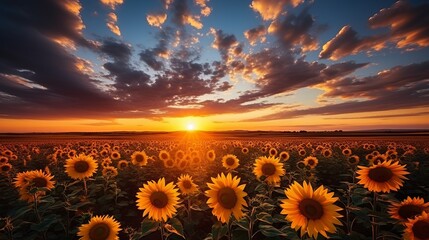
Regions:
[[186, 122, 196, 131]]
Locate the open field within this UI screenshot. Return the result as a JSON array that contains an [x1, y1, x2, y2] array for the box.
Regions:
[[0, 131, 428, 240]]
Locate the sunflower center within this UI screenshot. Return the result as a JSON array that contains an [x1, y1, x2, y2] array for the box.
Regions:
[[32, 177, 48, 188], [135, 154, 144, 162], [161, 153, 168, 159], [218, 187, 237, 209], [308, 159, 315, 166], [208, 152, 214, 158], [261, 163, 276, 176], [182, 180, 192, 189], [89, 222, 110, 240], [226, 158, 235, 166], [324, 151, 330, 157], [1, 165, 10, 171], [150, 191, 169, 208], [368, 166, 393, 182], [412, 220, 429, 239], [398, 204, 423, 220], [74, 160, 90, 173], [299, 198, 324, 220]]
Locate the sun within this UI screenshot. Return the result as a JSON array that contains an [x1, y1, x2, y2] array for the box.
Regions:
[[186, 122, 196, 131]]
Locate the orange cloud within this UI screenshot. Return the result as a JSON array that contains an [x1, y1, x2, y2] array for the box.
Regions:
[[107, 12, 121, 36], [244, 26, 266, 46], [195, 0, 212, 16], [184, 15, 203, 29], [250, 0, 303, 21], [146, 13, 168, 28], [100, 0, 123, 10]]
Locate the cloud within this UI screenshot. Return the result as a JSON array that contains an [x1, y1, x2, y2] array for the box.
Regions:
[[195, 0, 212, 16], [268, 8, 319, 52], [106, 12, 121, 36], [249, 61, 429, 121], [171, 0, 204, 29], [146, 13, 168, 28], [320, 1, 429, 60], [244, 26, 267, 46], [250, 0, 304, 21], [210, 28, 241, 62], [100, 0, 123, 10]]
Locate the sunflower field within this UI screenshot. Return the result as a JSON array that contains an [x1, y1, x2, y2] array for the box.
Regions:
[[0, 135, 428, 240]]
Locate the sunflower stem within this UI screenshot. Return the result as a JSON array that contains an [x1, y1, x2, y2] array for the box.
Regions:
[[33, 194, 47, 240], [83, 178, 88, 196], [160, 221, 165, 240], [371, 192, 378, 240], [227, 217, 233, 240], [187, 196, 192, 222]]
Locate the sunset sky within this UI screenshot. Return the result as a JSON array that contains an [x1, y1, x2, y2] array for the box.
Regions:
[[1, 0, 428, 132]]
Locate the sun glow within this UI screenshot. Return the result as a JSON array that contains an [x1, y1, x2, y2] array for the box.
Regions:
[[186, 122, 196, 131]]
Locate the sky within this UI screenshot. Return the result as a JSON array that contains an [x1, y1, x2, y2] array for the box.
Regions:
[[0, 0, 428, 132]]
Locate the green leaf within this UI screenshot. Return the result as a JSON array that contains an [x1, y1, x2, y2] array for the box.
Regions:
[[30, 214, 59, 232], [235, 217, 249, 231], [256, 212, 273, 224], [140, 218, 159, 237], [259, 224, 288, 237], [211, 221, 228, 240], [165, 218, 185, 239]]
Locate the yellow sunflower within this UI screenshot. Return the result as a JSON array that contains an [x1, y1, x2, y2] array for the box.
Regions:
[[279, 151, 290, 161], [389, 197, 429, 222], [0, 163, 12, 173], [110, 151, 121, 160], [342, 148, 352, 156], [206, 150, 216, 162], [298, 148, 306, 157], [175, 150, 185, 160], [404, 211, 429, 240], [280, 181, 343, 239], [241, 147, 249, 154], [205, 173, 248, 223], [177, 174, 199, 196], [221, 154, 239, 170], [347, 155, 360, 165], [253, 156, 285, 185], [303, 156, 319, 169], [163, 158, 176, 168], [77, 215, 121, 240], [65, 154, 98, 180], [131, 151, 148, 167], [356, 160, 409, 193], [117, 160, 129, 170], [269, 147, 278, 157], [102, 166, 118, 177], [136, 178, 180, 222], [14, 170, 55, 202], [322, 148, 333, 158], [159, 150, 170, 162]]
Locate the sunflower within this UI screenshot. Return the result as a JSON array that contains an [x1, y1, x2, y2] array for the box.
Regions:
[[241, 147, 249, 154], [131, 151, 148, 167], [321, 148, 332, 158], [136, 178, 180, 222], [68, 150, 77, 158], [117, 160, 129, 170], [102, 166, 118, 177], [110, 151, 121, 160], [175, 150, 185, 160], [253, 156, 285, 185], [279, 151, 290, 161], [206, 150, 216, 162], [303, 156, 319, 169], [206, 173, 248, 223], [389, 197, 429, 222], [159, 150, 170, 161], [342, 148, 352, 156], [356, 160, 409, 193], [369, 154, 387, 165], [298, 149, 306, 156], [221, 154, 239, 170], [0, 156, 8, 164], [280, 181, 343, 239], [404, 211, 429, 240], [14, 170, 55, 202], [77, 215, 121, 240], [347, 155, 360, 165], [177, 174, 199, 196], [269, 147, 278, 157], [65, 154, 98, 180], [0, 163, 12, 173]]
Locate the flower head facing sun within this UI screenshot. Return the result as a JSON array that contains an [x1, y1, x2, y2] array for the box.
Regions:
[[221, 154, 239, 170], [280, 181, 343, 239], [253, 156, 285, 185], [14, 170, 55, 202], [77, 215, 121, 240], [356, 160, 409, 193], [206, 173, 248, 223], [136, 178, 180, 222], [65, 154, 98, 180], [404, 211, 429, 240], [177, 174, 199, 196], [131, 151, 148, 167], [389, 197, 429, 222]]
